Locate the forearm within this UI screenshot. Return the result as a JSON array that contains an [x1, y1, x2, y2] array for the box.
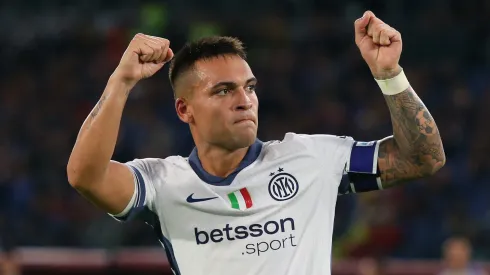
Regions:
[[378, 85, 446, 187], [67, 78, 132, 187]]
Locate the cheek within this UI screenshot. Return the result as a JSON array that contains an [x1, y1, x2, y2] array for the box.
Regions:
[[195, 103, 227, 129], [251, 94, 259, 109]]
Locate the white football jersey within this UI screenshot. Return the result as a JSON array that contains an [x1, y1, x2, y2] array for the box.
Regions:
[[112, 132, 383, 275]]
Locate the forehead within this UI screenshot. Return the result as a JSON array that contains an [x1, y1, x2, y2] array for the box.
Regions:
[[194, 55, 254, 86]]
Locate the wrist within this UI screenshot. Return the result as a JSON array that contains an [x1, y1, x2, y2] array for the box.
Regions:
[[106, 76, 135, 99], [371, 65, 402, 80], [374, 68, 410, 96], [109, 70, 139, 92]]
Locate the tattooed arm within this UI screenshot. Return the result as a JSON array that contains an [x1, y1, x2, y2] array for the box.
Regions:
[[67, 78, 136, 214], [67, 34, 171, 215], [377, 74, 446, 188], [349, 11, 445, 189]]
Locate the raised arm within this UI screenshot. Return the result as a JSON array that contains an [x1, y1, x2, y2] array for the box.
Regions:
[[377, 85, 445, 187], [67, 34, 173, 214], [354, 11, 445, 188]]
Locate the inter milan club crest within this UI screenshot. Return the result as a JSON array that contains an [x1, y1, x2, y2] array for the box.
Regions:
[[268, 167, 299, 201]]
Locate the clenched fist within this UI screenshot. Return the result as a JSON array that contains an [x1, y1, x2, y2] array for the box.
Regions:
[[112, 33, 174, 88], [355, 11, 402, 79]]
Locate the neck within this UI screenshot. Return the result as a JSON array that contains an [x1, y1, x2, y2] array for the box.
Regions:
[[197, 143, 249, 178]]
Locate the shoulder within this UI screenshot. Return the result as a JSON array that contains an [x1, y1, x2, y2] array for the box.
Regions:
[[261, 132, 354, 161], [125, 155, 191, 179], [127, 155, 187, 167], [263, 132, 353, 152], [284, 132, 353, 144]]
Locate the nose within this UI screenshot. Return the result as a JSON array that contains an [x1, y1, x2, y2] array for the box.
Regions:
[[234, 88, 253, 111]]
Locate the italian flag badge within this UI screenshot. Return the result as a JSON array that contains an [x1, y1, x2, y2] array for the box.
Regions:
[[227, 188, 253, 210]]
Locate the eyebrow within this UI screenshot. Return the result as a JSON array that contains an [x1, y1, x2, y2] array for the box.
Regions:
[[210, 77, 258, 90]]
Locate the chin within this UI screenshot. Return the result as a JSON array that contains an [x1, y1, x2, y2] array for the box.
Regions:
[[231, 130, 257, 149]]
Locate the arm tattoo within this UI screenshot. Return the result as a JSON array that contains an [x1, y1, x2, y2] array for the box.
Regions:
[[378, 87, 445, 188], [89, 95, 107, 123]]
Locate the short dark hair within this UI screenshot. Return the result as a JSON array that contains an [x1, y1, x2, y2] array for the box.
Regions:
[[168, 36, 247, 96]]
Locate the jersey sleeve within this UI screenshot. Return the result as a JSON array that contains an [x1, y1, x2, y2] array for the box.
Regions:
[[110, 158, 159, 222], [337, 136, 393, 195], [289, 133, 389, 195], [289, 133, 355, 174]]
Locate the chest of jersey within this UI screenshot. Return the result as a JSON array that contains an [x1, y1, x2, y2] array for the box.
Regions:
[[155, 153, 339, 257]]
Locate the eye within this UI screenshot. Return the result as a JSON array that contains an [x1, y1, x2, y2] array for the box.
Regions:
[[246, 85, 256, 92], [215, 89, 230, 96]]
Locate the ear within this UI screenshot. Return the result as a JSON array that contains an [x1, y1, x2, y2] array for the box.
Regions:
[[175, 97, 193, 124]]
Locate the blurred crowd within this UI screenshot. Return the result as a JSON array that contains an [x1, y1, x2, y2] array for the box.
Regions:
[[1, 0, 490, 262]]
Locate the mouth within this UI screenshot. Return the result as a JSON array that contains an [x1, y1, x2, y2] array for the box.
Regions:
[[234, 118, 256, 125]]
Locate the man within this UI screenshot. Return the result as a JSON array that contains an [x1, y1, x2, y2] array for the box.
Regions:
[[438, 237, 488, 275], [67, 11, 445, 275]]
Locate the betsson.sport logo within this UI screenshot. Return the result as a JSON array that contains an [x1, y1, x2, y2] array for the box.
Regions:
[[194, 217, 297, 256]]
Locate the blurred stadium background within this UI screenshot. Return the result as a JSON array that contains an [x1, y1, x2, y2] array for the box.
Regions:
[[1, 0, 489, 274]]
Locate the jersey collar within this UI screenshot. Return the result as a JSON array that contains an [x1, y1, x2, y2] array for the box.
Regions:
[[188, 139, 263, 186]]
